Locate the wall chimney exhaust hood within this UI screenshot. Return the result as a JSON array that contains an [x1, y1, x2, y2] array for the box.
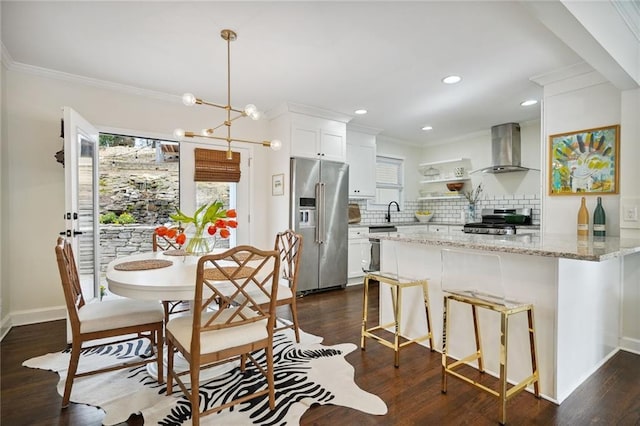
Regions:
[[472, 123, 539, 174]]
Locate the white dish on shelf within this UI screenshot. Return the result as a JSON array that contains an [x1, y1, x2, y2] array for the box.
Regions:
[[415, 212, 434, 223], [419, 165, 440, 178]]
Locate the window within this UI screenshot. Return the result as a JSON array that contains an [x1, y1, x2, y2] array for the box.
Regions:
[[98, 133, 179, 225], [180, 143, 250, 246], [370, 155, 404, 208]]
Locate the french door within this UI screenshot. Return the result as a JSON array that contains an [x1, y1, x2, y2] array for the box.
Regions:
[[63, 107, 100, 301]]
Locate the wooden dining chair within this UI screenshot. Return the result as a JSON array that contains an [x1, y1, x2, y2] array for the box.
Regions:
[[54, 237, 164, 408], [165, 245, 280, 426], [251, 230, 303, 342], [152, 229, 189, 323]]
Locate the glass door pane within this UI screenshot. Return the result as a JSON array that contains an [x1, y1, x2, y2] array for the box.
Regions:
[[77, 137, 98, 297], [63, 107, 99, 300]]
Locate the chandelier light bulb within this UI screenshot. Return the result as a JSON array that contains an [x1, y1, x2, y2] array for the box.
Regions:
[[173, 128, 185, 139], [270, 139, 282, 151], [201, 128, 214, 136], [244, 104, 260, 120], [182, 93, 197, 106]]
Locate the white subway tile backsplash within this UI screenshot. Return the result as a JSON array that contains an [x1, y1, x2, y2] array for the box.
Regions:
[[353, 193, 541, 225]]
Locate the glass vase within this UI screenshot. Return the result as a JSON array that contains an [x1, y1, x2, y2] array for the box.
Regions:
[[467, 203, 476, 223], [184, 225, 217, 255]]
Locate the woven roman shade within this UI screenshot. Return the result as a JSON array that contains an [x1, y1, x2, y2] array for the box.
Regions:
[[194, 148, 241, 183]]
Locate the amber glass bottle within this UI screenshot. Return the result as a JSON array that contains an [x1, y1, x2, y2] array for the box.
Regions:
[[577, 197, 589, 236]]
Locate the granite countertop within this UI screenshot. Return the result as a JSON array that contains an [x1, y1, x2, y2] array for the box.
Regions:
[[369, 230, 640, 262]]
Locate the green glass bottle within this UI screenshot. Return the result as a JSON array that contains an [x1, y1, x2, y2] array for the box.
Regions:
[[593, 196, 606, 237]]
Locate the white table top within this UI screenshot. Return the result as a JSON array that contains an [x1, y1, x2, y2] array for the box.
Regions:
[[106, 251, 203, 301]]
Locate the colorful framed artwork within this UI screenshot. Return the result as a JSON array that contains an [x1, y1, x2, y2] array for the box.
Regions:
[[272, 173, 285, 196], [549, 124, 620, 195]]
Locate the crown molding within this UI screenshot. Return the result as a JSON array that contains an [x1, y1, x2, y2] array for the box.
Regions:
[[529, 61, 595, 87], [266, 102, 353, 124], [612, 0, 640, 43], [346, 122, 383, 135], [2, 50, 179, 103]]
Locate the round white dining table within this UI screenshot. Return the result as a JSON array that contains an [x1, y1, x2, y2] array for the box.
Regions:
[[106, 249, 241, 379], [106, 251, 203, 301]]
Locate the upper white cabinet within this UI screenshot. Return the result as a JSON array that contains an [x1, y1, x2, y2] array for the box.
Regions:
[[291, 116, 346, 161], [346, 128, 378, 199], [268, 104, 351, 163]]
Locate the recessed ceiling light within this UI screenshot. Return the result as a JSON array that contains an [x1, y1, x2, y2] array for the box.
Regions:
[[422, 126, 433, 131], [442, 75, 462, 84], [354, 109, 368, 115], [520, 99, 538, 106]]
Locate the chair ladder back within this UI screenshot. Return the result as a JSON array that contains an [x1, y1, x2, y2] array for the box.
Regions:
[[193, 245, 280, 348], [152, 228, 184, 252], [275, 230, 303, 291], [55, 237, 85, 329]]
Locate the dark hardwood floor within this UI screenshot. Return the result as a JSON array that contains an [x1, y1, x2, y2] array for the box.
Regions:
[[2, 283, 640, 425]]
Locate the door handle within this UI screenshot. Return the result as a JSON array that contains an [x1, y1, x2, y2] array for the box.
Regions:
[[314, 183, 321, 243], [318, 182, 325, 244], [73, 230, 83, 236]]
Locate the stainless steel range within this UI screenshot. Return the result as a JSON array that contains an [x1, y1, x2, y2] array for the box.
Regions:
[[463, 208, 532, 235]]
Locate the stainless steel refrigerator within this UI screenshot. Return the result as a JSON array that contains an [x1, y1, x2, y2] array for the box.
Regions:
[[290, 157, 349, 293]]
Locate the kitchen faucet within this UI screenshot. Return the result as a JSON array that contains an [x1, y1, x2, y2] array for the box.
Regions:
[[386, 201, 400, 223]]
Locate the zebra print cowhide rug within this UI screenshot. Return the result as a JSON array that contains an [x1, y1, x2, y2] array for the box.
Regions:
[[23, 328, 387, 425]]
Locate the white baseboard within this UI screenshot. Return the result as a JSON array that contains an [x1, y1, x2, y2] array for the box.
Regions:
[[620, 336, 640, 355], [555, 347, 620, 404], [8, 306, 66, 328], [1, 314, 12, 341]]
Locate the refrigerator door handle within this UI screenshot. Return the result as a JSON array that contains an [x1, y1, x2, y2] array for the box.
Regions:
[[316, 182, 325, 244]]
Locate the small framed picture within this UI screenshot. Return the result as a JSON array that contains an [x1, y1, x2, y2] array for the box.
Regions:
[[549, 124, 620, 195], [272, 173, 285, 196]]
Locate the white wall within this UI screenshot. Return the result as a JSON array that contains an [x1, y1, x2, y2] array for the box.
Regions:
[[420, 120, 542, 198], [619, 88, 640, 239], [2, 68, 273, 327], [541, 74, 621, 236]]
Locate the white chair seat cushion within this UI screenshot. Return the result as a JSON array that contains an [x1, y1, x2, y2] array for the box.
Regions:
[[166, 308, 269, 354], [243, 278, 292, 305], [78, 299, 163, 334]]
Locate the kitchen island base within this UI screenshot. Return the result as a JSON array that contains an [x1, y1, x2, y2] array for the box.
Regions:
[[379, 239, 622, 404]]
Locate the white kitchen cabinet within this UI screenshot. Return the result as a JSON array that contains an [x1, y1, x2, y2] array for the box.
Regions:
[[516, 228, 540, 236], [449, 224, 465, 234], [290, 115, 346, 162], [348, 227, 369, 279], [428, 224, 450, 234], [269, 104, 351, 162], [396, 225, 430, 234], [346, 129, 377, 198]]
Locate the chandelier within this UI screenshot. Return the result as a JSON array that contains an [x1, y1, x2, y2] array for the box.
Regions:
[[173, 29, 281, 159]]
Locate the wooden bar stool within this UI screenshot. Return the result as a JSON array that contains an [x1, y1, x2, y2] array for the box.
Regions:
[[361, 240, 434, 367], [440, 249, 540, 425]]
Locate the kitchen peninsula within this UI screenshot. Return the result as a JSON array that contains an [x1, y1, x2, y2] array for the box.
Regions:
[[372, 229, 640, 404]]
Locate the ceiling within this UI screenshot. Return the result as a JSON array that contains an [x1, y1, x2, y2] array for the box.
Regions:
[[1, 1, 587, 146]]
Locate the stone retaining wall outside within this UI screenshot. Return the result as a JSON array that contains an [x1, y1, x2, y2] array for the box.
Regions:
[[100, 225, 155, 273]]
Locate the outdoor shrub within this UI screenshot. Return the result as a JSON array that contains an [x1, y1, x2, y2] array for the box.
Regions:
[[100, 212, 117, 224], [117, 212, 135, 224]]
